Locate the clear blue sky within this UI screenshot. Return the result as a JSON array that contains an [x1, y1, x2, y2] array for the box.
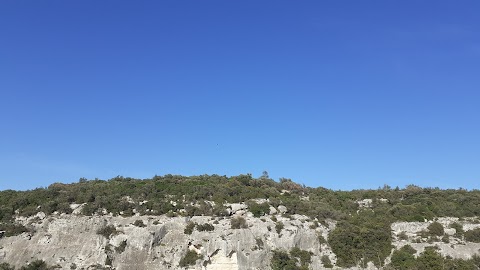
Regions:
[[1, 1, 479, 191]]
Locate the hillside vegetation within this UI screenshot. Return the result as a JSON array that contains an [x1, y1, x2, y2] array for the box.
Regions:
[[1, 174, 480, 268]]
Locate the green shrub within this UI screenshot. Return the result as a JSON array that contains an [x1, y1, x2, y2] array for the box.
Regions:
[[270, 249, 311, 270], [471, 254, 480, 268], [96, 225, 118, 239], [196, 223, 214, 232], [442, 235, 450, 243], [397, 231, 408, 240], [247, 201, 270, 217], [444, 257, 477, 270], [275, 221, 284, 234], [133, 220, 146, 227], [270, 250, 300, 270], [416, 247, 444, 270], [428, 236, 439, 243], [0, 222, 29, 237], [212, 205, 229, 216], [465, 228, 480, 243], [115, 240, 127, 253], [184, 222, 196, 235], [328, 213, 392, 267], [105, 255, 113, 266], [290, 247, 312, 267], [179, 250, 201, 267], [390, 245, 416, 270], [0, 263, 15, 270], [231, 217, 247, 229], [427, 221, 444, 236], [417, 230, 429, 239], [81, 203, 98, 216], [321, 255, 333, 268], [317, 234, 326, 244], [56, 202, 73, 214], [450, 222, 464, 237], [20, 260, 51, 270]]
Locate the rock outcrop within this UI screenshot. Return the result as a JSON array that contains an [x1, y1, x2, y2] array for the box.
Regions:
[[0, 211, 334, 269], [1, 210, 480, 269]]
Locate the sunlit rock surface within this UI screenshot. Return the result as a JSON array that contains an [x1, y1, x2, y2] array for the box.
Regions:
[[1, 211, 480, 269]]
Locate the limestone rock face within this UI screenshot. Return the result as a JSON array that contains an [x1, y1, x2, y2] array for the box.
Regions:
[[277, 205, 287, 214], [391, 217, 480, 260], [0, 214, 332, 270], [1, 213, 480, 269]]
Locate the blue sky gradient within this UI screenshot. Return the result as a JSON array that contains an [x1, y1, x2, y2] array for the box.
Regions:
[[1, 1, 479, 190]]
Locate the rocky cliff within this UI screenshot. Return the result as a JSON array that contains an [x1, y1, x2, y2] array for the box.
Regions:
[[1, 205, 480, 269]]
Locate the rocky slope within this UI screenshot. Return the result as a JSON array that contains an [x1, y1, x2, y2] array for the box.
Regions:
[[1, 204, 480, 269]]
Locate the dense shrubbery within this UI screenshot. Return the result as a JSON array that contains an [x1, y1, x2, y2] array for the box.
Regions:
[[450, 222, 464, 237], [3, 174, 480, 268], [328, 210, 392, 267], [247, 201, 270, 217], [20, 260, 52, 270], [0, 263, 15, 270], [415, 247, 444, 269], [289, 247, 312, 267], [465, 228, 480, 243], [2, 175, 480, 225], [320, 255, 333, 268], [390, 245, 416, 270], [196, 223, 214, 232], [271, 250, 299, 270], [387, 246, 480, 270], [179, 250, 201, 267], [96, 225, 118, 239], [1, 261, 55, 270], [0, 222, 30, 237], [427, 221, 444, 236], [184, 222, 215, 234], [270, 248, 312, 270]]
